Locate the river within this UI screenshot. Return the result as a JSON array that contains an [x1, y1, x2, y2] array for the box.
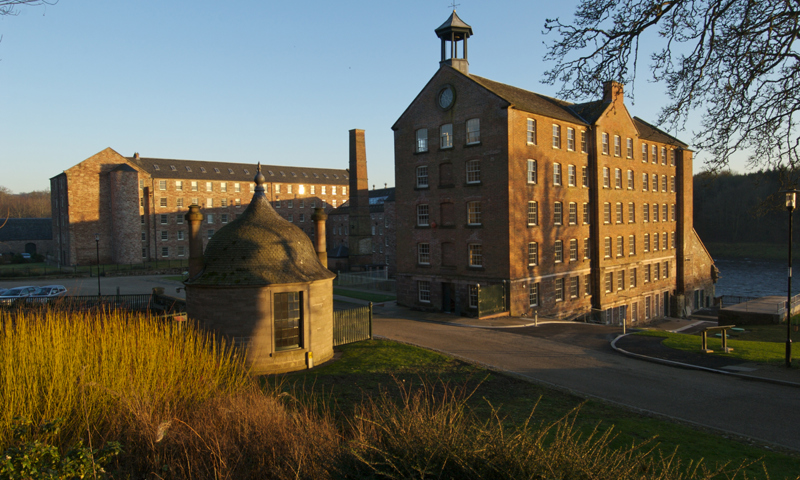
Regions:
[[713, 257, 800, 298]]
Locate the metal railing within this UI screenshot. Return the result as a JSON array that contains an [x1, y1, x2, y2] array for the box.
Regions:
[[0, 260, 189, 278], [10, 294, 154, 311], [335, 269, 395, 292], [333, 303, 372, 347]]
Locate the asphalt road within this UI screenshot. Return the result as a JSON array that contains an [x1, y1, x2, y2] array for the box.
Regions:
[[372, 305, 800, 452], [0, 275, 187, 297]]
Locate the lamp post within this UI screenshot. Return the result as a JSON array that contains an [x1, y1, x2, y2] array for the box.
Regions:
[[786, 191, 796, 368], [95, 233, 101, 297]]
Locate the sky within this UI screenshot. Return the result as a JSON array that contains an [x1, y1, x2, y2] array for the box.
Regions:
[[0, 0, 741, 194]]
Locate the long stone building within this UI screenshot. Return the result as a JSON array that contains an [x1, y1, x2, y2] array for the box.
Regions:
[[392, 11, 716, 322], [50, 148, 352, 266]]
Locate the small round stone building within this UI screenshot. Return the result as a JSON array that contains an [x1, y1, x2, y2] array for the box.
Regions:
[[184, 165, 335, 374]]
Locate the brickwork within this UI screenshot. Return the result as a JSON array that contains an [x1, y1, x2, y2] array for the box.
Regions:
[[109, 166, 142, 264], [393, 17, 715, 321]]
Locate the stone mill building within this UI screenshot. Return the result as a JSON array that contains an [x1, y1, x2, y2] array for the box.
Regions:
[[184, 165, 336, 374]]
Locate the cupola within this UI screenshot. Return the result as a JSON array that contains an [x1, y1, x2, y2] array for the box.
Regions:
[[435, 10, 473, 74]]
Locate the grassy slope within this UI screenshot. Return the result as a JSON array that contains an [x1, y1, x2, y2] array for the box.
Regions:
[[278, 340, 800, 480], [706, 242, 800, 261]]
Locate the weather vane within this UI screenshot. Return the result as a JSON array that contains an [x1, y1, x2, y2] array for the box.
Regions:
[[449, 1, 460, 11]]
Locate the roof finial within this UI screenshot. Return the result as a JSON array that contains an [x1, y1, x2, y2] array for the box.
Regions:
[[254, 162, 266, 192], [449, 1, 459, 10]]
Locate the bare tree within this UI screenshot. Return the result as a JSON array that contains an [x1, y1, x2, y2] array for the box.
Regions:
[[0, 0, 56, 17], [543, 0, 800, 175]]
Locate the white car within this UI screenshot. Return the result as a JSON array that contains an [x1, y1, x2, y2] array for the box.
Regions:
[[30, 285, 68, 301], [0, 286, 37, 304]]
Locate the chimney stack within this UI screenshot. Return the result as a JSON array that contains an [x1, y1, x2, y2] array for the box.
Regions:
[[312, 207, 328, 268], [186, 204, 204, 278], [602, 81, 623, 104]]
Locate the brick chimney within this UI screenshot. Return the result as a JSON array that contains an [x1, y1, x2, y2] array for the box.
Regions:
[[602, 81, 623, 104], [185, 204, 204, 278], [348, 129, 372, 271], [312, 207, 328, 268]]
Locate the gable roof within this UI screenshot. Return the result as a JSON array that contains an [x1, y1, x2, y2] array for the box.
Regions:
[[633, 117, 689, 147], [128, 156, 350, 185], [0, 218, 52, 241]]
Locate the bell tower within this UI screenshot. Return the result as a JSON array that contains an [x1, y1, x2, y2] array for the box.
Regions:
[[435, 10, 473, 74]]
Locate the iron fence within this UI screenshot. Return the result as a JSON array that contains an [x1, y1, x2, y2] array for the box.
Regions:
[[333, 303, 372, 347], [0, 260, 189, 279]]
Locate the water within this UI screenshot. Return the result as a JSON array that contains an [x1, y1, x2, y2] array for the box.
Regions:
[[713, 257, 800, 298]]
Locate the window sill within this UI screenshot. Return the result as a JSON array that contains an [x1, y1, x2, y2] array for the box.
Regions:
[[414, 150, 429, 155], [527, 224, 538, 228], [439, 146, 454, 151], [464, 181, 482, 187], [465, 224, 482, 229], [415, 225, 431, 229], [414, 186, 430, 191], [464, 141, 482, 148], [417, 264, 431, 268], [468, 266, 485, 271]]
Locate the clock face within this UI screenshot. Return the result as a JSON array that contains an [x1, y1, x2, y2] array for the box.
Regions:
[[438, 86, 454, 109]]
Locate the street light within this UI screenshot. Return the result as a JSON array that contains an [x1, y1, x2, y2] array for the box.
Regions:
[[785, 191, 796, 368], [95, 233, 101, 297]]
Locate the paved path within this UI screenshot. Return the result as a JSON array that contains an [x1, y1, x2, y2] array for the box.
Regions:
[[372, 303, 800, 452]]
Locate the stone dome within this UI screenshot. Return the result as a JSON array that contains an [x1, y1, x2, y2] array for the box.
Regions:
[[186, 165, 335, 286]]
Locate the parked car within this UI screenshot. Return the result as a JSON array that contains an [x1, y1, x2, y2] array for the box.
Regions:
[[20, 253, 31, 260], [30, 285, 68, 301], [0, 286, 37, 304]]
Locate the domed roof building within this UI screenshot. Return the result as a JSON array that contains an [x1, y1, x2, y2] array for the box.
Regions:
[[184, 165, 335, 374]]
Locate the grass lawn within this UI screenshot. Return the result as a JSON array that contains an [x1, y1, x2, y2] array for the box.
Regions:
[[706, 242, 800, 261], [276, 339, 800, 479], [635, 329, 797, 366], [332, 287, 396, 303]]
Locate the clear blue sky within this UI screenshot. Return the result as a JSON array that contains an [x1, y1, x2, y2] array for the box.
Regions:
[[0, 0, 734, 194]]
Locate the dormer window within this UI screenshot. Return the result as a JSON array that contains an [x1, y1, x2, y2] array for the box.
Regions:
[[170, 165, 177, 171], [323, 173, 329, 178], [291, 172, 297, 177], [244, 169, 250, 175], [313, 173, 319, 178], [153, 164, 161, 170], [185, 166, 192, 172], [302, 172, 308, 177], [200, 167, 206, 173], [214, 168, 220, 173], [228, 168, 234, 174], [269, 170, 274, 176], [280, 171, 286, 177]]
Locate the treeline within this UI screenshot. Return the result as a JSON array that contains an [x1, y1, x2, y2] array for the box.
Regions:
[[693, 170, 793, 244], [0, 186, 51, 219]]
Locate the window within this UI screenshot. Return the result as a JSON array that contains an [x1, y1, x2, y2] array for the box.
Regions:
[[570, 277, 579, 298], [418, 243, 430, 264], [602, 132, 609, 155], [654, 232, 660, 250], [616, 202, 623, 224], [554, 240, 563, 263], [567, 128, 575, 151], [440, 123, 453, 148], [618, 271, 625, 290], [552, 124, 561, 148], [569, 202, 577, 225], [645, 295, 652, 318], [614, 135, 621, 156], [160, 214, 168, 225], [662, 232, 668, 250], [584, 238, 591, 259], [466, 118, 480, 144], [664, 261, 670, 278], [206, 182, 212, 192], [528, 201, 538, 226], [644, 233, 650, 252], [554, 202, 563, 225], [671, 231, 676, 248], [416, 129, 428, 152], [627, 170, 634, 189], [322, 186, 327, 195], [652, 145, 658, 163], [528, 242, 538, 266], [605, 272, 613, 293], [527, 159, 537, 184], [661, 146, 667, 165], [642, 173, 649, 191], [176, 214, 184, 225], [275, 184, 281, 194], [206, 198, 213, 208], [653, 204, 659, 222], [642, 143, 648, 162], [569, 239, 578, 262], [652, 174, 658, 191], [274, 292, 302, 351], [221, 213, 228, 223], [416, 166, 429, 188], [615, 168, 622, 189], [221, 182, 227, 193], [529, 283, 539, 307], [208, 229, 215, 238], [629, 235, 636, 255], [630, 268, 637, 288], [207, 213, 214, 224], [585, 274, 591, 296], [342, 187, 346, 195], [626, 138, 633, 158], [161, 230, 168, 241], [662, 175, 668, 192], [191, 181, 198, 191], [583, 203, 590, 224], [670, 149, 676, 166], [604, 237, 612, 258], [417, 204, 429, 226], [643, 204, 650, 222], [220, 198, 228, 207], [469, 244, 483, 267], [235, 182, 241, 193], [466, 160, 481, 183], [310, 185, 316, 194], [469, 285, 478, 308], [191, 197, 198, 205], [527, 118, 537, 144], [235, 198, 241, 207], [603, 167, 610, 188], [580, 130, 587, 153], [176, 180, 183, 191], [568, 165, 576, 186], [467, 201, 482, 225], [162, 246, 169, 257], [617, 236, 624, 257], [160, 197, 167, 208], [603, 202, 611, 224], [582, 166, 589, 187], [177, 246, 185, 257], [159, 180, 166, 191], [670, 176, 676, 193], [654, 263, 660, 280], [645, 264, 651, 283], [553, 163, 562, 185], [555, 278, 565, 302]]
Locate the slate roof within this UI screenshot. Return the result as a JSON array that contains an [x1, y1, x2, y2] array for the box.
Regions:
[[186, 175, 335, 286], [633, 117, 689, 148], [436, 11, 473, 35], [128, 156, 349, 185], [329, 187, 395, 216], [0, 218, 52, 241]]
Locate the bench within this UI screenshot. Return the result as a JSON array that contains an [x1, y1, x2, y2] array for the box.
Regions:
[[701, 325, 735, 353]]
